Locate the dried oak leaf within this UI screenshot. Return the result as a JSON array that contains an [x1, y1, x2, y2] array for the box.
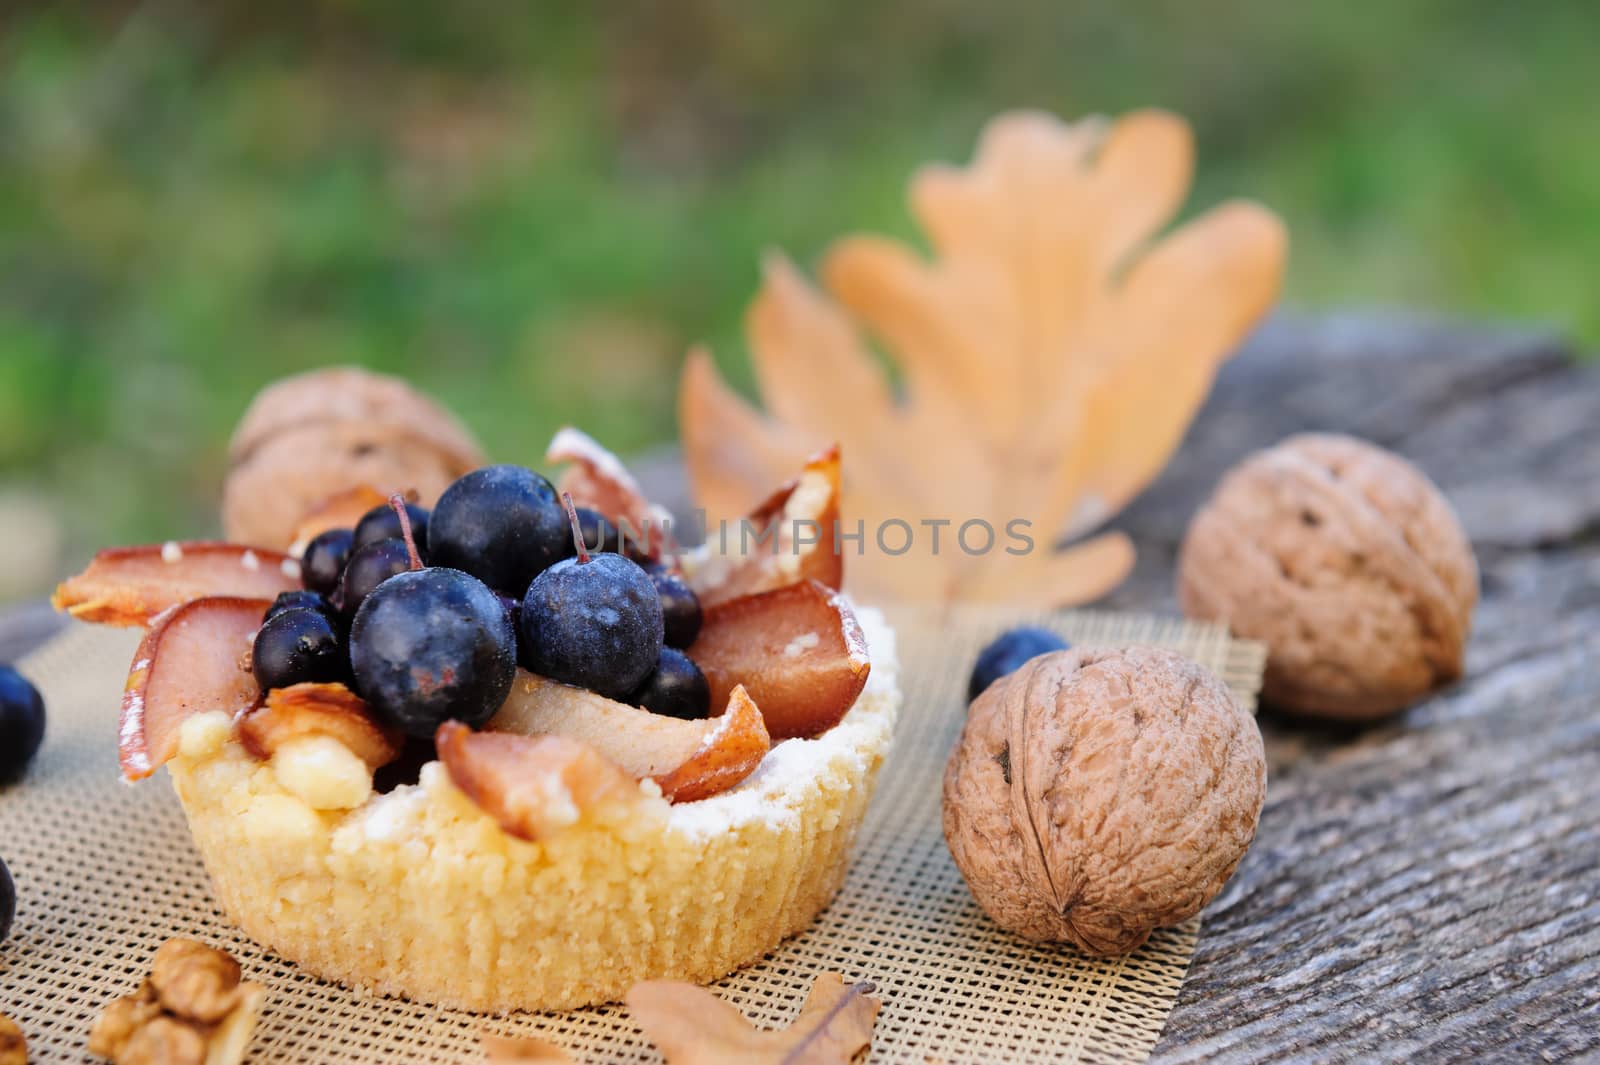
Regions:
[[626, 973, 879, 1065], [681, 109, 1286, 606], [0, 1013, 24, 1065]]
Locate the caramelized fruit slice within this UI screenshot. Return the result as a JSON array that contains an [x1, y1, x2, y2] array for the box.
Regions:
[[120, 596, 271, 781], [286, 484, 390, 556], [436, 722, 643, 841], [685, 445, 843, 609], [652, 685, 771, 803], [488, 671, 770, 802], [690, 578, 870, 740], [54, 543, 301, 627], [238, 683, 403, 770], [546, 426, 669, 560]]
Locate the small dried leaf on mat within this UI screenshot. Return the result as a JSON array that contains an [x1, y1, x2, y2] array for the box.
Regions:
[[626, 972, 880, 1065], [481, 1033, 574, 1063], [0, 1013, 25, 1065]]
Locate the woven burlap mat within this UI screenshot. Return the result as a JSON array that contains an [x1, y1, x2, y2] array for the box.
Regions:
[[0, 608, 1262, 1064]]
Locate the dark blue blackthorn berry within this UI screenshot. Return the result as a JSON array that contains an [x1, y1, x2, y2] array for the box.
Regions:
[[428, 465, 571, 595], [968, 627, 1070, 702], [630, 648, 710, 720], [521, 553, 663, 701], [0, 856, 13, 944], [648, 568, 702, 649], [264, 590, 336, 626], [0, 666, 45, 785], [301, 527, 355, 598], [353, 502, 430, 556], [335, 537, 412, 616], [350, 568, 517, 738], [252, 608, 347, 691]]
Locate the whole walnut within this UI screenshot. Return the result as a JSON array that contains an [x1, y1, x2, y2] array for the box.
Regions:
[[1178, 433, 1477, 721], [222, 367, 485, 550], [943, 647, 1265, 954]]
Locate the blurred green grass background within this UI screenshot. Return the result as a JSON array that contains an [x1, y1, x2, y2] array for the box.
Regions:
[[2, 1, 1596, 597]]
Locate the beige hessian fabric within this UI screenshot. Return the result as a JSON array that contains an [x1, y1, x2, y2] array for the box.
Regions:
[[0, 608, 1263, 1063]]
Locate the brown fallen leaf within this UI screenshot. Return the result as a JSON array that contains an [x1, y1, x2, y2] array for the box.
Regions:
[[0, 1012, 25, 1065], [681, 108, 1286, 607], [626, 973, 880, 1065], [481, 1032, 574, 1063]]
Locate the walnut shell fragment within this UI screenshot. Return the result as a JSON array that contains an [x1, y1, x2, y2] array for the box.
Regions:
[[1178, 433, 1478, 720], [222, 367, 485, 550], [942, 647, 1265, 954]]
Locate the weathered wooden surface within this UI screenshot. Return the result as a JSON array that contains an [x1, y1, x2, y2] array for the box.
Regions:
[[1113, 313, 1600, 1064], [3, 312, 1596, 1062]]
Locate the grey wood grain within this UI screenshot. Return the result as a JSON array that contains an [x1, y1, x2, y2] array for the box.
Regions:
[[1126, 313, 1600, 1064], [3, 311, 1595, 1062]]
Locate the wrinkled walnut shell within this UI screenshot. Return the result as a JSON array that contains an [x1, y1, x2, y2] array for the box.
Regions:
[[222, 368, 485, 550], [943, 647, 1265, 954], [228, 366, 482, 468], [1178, 433, 1477, 720]]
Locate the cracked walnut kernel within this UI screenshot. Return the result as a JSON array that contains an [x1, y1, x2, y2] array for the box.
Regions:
[[87, 983, 162, 1059], [89, 940, 266, 1065], [118, 1018, 206, 1065], [149, 939, 242, 1024]]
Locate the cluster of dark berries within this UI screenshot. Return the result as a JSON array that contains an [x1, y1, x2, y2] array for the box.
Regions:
[[257, 465, 709, 744]]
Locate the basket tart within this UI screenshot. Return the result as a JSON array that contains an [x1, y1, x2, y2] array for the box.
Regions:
[[56, 431, 898, 1012]]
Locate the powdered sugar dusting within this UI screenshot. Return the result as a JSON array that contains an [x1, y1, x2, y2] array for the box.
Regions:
[[685, 699, 738, 760], [830, 587, 873, 672], [784, 632, 821, 657]]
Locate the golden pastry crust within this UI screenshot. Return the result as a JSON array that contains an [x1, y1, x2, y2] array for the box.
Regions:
[[167, 609, 898, 1012], [1178, 433, 1477, 720]]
